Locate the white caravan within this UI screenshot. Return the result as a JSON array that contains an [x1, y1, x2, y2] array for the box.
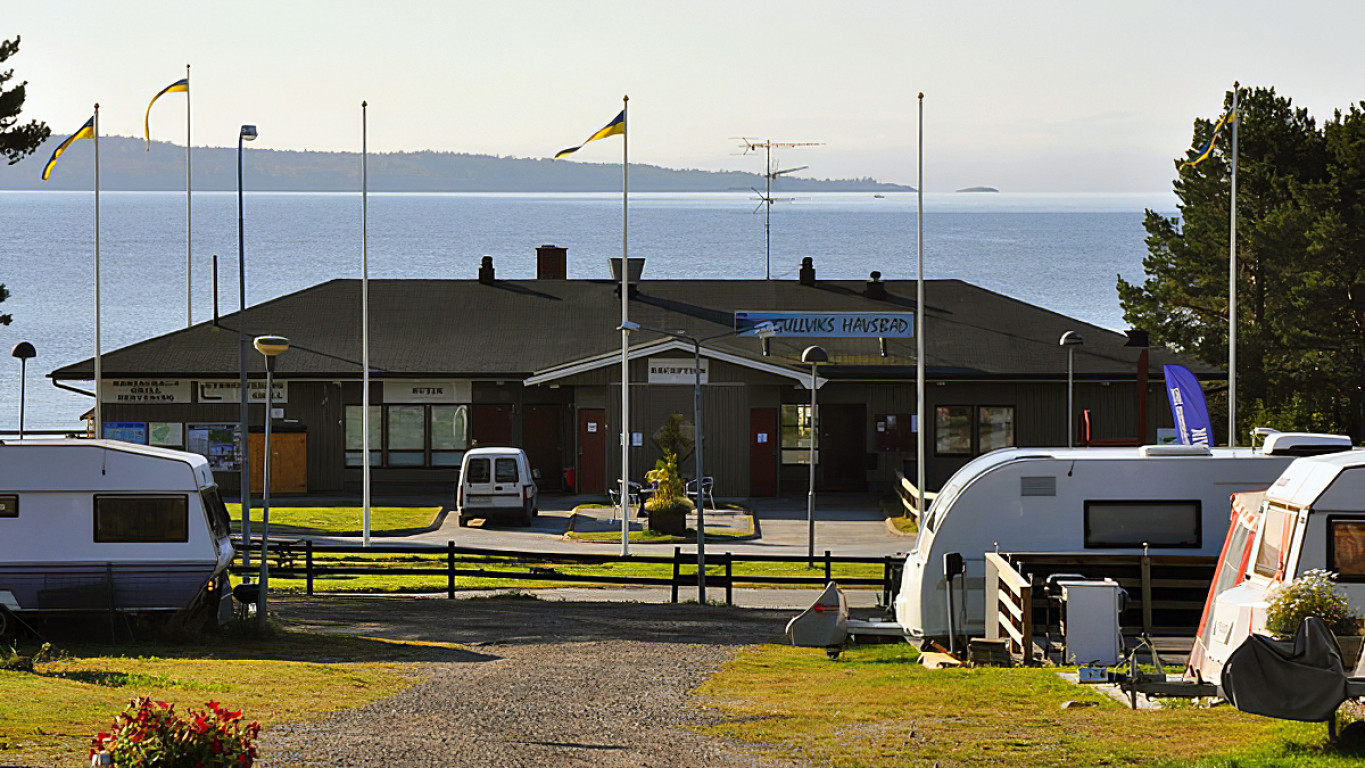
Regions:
[[894, 433, 1352, 642], [0, 440, 235, 635], [1189, 449, 1365, 683]]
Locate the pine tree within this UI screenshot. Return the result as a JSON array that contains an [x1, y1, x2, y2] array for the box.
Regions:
[[0, 35, 49, 164]]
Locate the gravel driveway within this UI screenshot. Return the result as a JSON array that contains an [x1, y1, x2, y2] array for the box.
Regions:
[[264, 595, 810, 768]]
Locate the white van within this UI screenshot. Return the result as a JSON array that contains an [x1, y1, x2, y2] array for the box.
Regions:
[[457, 447, 538, 527]]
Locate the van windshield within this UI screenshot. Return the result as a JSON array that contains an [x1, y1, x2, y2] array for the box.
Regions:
[[466, 458, 491, 483], [495, 458, 519, 483]]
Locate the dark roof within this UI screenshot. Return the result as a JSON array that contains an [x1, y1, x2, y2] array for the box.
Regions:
[[49, 277, 1212, 381]]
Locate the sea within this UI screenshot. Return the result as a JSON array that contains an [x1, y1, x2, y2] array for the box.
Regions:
[[0, 190, 1178, 431]]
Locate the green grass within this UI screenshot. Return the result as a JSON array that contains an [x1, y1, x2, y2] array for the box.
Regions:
[[226, 504, 440, 536], [699, 643, 1365, 768], [0, 624, 451, 767]]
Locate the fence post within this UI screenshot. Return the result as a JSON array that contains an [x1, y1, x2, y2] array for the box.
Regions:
[[447, 541, 456, 599], [1141, 554, 1153, 636], [882, 556, 891, 607], [671, 546, 681, 604], [305, 539, 314, 597], [725, 552, 733, 606], [824, 550, 832, 584]]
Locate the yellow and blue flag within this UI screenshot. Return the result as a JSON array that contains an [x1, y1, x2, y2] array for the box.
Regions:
[[1181, 109, 1235, 169], [41, 116, 95, 181], [554, 110, 625, 159], [144, 78, 189, 148]]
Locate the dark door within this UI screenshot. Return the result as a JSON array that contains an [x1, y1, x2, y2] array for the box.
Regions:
[[523, 404, 565, 491], [577, 408, 607, 494], [749, 407, 778, 497], [471, 404, 513, 447], [820, 403, 867, 490]]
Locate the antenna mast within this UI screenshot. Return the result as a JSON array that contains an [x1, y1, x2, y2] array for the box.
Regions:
[[736, 138, 822, 279]]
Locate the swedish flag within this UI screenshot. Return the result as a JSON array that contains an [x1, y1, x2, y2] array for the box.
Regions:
[[144, 78, 189, 147], [1182, 110, 1235, 169], [554, 110, 625, 159], [41, 117, 95, 181]]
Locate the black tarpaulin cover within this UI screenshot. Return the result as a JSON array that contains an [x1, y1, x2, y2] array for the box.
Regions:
[[1221, 616, 1349, 722]]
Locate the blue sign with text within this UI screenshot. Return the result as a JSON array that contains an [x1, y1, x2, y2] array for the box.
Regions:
[[735, 311, 914, 338]]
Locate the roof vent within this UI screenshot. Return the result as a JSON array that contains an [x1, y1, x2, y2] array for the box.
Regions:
[[1140, 444, 1213, 457], [798, 257, 816, 286], [478, 255, 495, 285], [864, 270, 888, 299], [1262, 432, 1353, 456]]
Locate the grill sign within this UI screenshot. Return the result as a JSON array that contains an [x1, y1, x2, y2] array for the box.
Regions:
[[101, 379, 191, 403]]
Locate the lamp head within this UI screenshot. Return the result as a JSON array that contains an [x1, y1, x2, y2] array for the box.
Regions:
[[253, 335, 290, 357], [618, 321, 641, 332], [801, 345, 829, 365], [1059, 330, 1084, 347], [240, 124, 258, 141], [11, 342, 35, 360]]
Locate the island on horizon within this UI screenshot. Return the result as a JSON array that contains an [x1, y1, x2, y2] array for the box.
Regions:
[[955, 186, 999, 193]]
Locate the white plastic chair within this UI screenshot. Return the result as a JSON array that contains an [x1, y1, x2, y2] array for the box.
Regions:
[[608, 481, 642, 522], [684, 476, 716, 510]]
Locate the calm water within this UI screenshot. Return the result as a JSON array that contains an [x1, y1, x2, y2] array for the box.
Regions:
[[0, 190, 1177, 430]]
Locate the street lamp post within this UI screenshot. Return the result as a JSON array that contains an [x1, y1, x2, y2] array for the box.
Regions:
[[618, 320, 773, 603], [237, 124, 257, 568], [253, 334, 289, 629], [801, 345, 828, 565], [11, 343, 35, 439], [1060, 331, 1083, 447]]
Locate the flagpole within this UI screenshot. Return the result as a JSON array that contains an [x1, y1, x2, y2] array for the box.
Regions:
[[915, 93, 926, 519], [93, 103, 102, 438], [1227, 82, 1239, 447], [620, 94, 631, 557], [361, 99, 372, 547], [185, 63, 193, 328]]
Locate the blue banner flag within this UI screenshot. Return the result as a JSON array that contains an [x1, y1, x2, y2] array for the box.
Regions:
[[1164, 364, 1213, 446]]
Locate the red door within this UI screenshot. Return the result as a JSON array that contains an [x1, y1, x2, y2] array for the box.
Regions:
[[471, 404, 513, 447], [749, 408, 778, 496], [577, 408, 607, 494]]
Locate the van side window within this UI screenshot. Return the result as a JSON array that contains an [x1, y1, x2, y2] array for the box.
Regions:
[[1083, 500, 1200, 548], [466, 458, 491, 483], [1329, 517, 1365, 580], [495, 458, 519, 483], [94, 495, 189, 543], [0, 494, 16, 518]]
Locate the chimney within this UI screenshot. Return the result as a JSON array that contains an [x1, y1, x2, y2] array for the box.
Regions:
[[798, 257, 816, 286], [537, 244, 567, 279], [478, 255, 495, 285], [864, 270, 888, 300]]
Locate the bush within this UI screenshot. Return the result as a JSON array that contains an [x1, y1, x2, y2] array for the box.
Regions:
[[644, 452, 688, 513], [90, 697, 260, 768], [1264, 569, 1359, 638]]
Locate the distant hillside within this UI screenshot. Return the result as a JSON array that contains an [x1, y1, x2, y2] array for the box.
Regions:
[[0, 136, 914, 193]]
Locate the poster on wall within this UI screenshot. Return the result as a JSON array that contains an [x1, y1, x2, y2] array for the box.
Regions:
[[149, 422, 184, 448], [103, 422, 149, 444], [186, 423, 241, 471]]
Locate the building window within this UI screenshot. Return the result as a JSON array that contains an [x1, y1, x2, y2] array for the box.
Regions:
[[936, 405, 1016, 457], [1329, 518, 1365, 581], [0, 494, 16, 518], [781, 404, 816, 464], [347, 404, 470, 468], [1084, 500, 1200, 548], [94, 495, 189, 543]]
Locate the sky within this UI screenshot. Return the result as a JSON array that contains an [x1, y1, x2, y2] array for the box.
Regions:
[[5, 0, 1364, 192]]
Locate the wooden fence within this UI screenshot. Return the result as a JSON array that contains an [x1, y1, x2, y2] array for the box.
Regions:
[[229, 541, 902, 607]]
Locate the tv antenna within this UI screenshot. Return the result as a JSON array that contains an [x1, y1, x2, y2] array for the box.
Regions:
[[734, 138, 822, 279]]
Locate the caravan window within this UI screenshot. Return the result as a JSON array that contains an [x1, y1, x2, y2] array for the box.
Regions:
[[1083, 500, 1200, 548], [1253, 506, 1295, 578], [1329, 517, 1365, 581], [0, 494, 15, 518], [94, 495, 189, 543], [200, 487, 233, 539]]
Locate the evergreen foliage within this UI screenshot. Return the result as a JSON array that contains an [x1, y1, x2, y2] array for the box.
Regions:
[[1119, 87, 1365, 441], [0, 36, 49, 164]]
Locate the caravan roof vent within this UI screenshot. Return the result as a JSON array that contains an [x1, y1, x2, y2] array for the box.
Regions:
[[1140, 444, 1213, 457], [1262, 432, 1353, 456]]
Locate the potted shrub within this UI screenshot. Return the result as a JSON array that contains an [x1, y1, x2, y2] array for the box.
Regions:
[[644, 452, 691, 536], [1264, 569, 1363, 665]]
